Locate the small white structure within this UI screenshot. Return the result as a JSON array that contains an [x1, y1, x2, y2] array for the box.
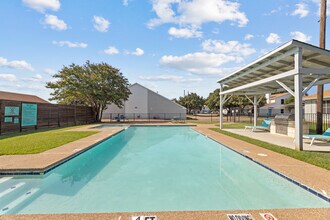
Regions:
[[259, 92, 292, 116], [103, 83, 186, 120]]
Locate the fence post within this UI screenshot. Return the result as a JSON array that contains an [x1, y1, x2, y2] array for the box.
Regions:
[[48, 106, 50, 128], [74, 104, 77, 126], [85, 107, 88, 124], [19, 102, 22, 132], [57, 105, 60, 127]]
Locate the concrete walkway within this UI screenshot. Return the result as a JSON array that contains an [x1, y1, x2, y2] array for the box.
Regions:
[[1, 208, 329, 220], [226, 128, 330, 152]]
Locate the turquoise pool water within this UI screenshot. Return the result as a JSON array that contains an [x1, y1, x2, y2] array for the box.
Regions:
[[0, 126, 329, 214]]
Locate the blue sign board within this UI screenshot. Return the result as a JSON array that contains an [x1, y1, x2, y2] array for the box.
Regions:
[[22, 103, 38, 127], [4, 117, 12, 123], [5, 106, 19, 116]]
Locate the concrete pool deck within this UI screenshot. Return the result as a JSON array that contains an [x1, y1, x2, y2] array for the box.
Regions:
[[0, 123, 329, 219], [226, 128, 330, 152]]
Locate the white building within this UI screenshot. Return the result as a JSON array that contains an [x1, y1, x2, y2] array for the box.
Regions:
[[103, 83, 186, 120], [259, 93, 292, 117], [304, 89, 330, 114]]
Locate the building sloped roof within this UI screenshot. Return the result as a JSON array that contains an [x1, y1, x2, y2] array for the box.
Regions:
[[0, 91, 50, 103], [304, 89, 330, 101], [270, 92, 288, 99], [131, 83, 186, 109]]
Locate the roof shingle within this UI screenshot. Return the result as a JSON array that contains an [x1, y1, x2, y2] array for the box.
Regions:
[[0, 91, 50, 103]]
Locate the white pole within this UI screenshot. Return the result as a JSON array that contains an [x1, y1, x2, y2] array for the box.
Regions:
[[254, 95, 257, 127], [220, 84, 223, 129], [294, 48, 303, 151]]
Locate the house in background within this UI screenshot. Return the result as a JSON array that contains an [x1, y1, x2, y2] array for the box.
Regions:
[[0, 91, 50, 103], [259, 92, 292, 117], [304, 89, 330, 114], [103, 83, 186, 120]]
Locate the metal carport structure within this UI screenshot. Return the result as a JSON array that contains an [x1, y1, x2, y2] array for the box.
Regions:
[[217, 40, 330, 150]]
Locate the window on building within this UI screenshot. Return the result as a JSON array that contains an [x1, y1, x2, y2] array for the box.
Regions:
[[281, 99, 284, 104], [280, 109, 284, 114]]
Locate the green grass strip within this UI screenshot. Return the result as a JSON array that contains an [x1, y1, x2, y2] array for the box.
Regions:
[[0, 129, 98, 155], [210, 128, 330, 171]]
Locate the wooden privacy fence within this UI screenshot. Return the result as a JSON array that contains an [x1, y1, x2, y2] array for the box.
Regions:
[[0, 100, 96, 135]]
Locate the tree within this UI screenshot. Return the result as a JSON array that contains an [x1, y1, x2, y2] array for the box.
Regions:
[[46, 61, 131, 122], [205, 89, 220, 111], [176, 93, 205, 114], [284, 96, 294, 104]]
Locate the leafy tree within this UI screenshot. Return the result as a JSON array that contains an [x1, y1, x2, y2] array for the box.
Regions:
[[176, 93, 205, 114], [46, 61, 131, 122], [205, 89, 220, 111], [284, 96, 294, 104]]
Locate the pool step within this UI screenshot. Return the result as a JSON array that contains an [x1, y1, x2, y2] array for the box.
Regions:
[[0, 188, 39, 215], [0, 182, 26, 199], [0, 177, 13, 185]]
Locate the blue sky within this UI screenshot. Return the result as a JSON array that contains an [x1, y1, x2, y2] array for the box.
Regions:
[[0, 0, 329, 101]]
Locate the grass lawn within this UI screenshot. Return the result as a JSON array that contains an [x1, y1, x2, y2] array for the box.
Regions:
[[210, 128, 330, 170], [0, 126, 98, 155]]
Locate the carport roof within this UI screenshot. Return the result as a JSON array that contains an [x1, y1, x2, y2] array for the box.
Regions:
[[218, 40, 330, 95]]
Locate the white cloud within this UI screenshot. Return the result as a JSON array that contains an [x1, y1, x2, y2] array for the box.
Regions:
[[160, 52, 240, 75], [24, 74, 44, 82], [244, 34, 254, 40], [104, 47, 119, 55], [0, 74, 17, 82], [123, 0, 129, 6], [52, 40, 87, 48], [291, 3, 309, 18], [168, 26, 202, 38], [44, 68, 57, 75], [43, 14, 67, 31], [127, 48, 144, 56], [0, 57, 34, 71], [266, 33, 281, 44], [148, 0, 248, 28], [93, 16, 110, 32], [139, 75, 202, 83], [202, 40, 256, 57], [22, 0, 60, 13], [290, 31, 311, 42], [32, 74, 43, 81]]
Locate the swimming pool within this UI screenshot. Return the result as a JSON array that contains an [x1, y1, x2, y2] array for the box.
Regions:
[[0, 126, 329, 214]]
